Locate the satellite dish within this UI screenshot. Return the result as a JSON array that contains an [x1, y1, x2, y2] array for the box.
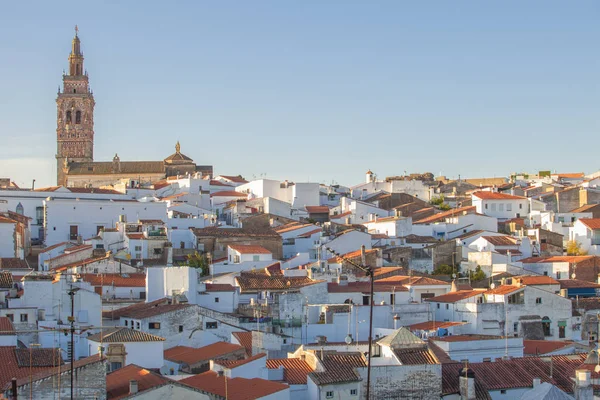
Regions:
[[452, 273, 457, 279], [490, 283, 496, 289], [572, 273, 576, 279], [345, 335, 353, 345]]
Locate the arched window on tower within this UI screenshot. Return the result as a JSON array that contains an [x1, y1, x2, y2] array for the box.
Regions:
[[66, 111, 72, 123], [76, 111, 81, 124], [16, 203, 24, 215], [76, 64, 81, 75]]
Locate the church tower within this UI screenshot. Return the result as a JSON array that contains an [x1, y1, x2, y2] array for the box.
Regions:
[[56, 27, 95, 186]]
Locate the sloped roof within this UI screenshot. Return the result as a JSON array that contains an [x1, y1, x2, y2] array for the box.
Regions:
[[106, 364, 171, 400], [80, 273, 146, 287], [579, 218, 600, 230], [181, 371, 289, 400], [0, 271, 14, 289], [523, 340, 587, 356], [164, 342, 243, 364], [68, 161, 165, 175], [513, 275, 560, 286], [0, 258, 30, 270], [310, 352, 366, 385], [481, 235, 519, 246], [214, 352, 266, 369], [0, 318, 14, 335], [377, 327, 425, 349], [484, 285, 523, 295], [87, 327, 165, 343], [102, 298, 190, 320], [414, 206, 477, 224], [425, 290, 484, 303], [228, 244, 272, 254], [266, 358, 314, 385], [393, 348, 438, 365], [472, 191, 526, 200], [520, 382, 574, 400], [408, 321, 465, 331], [236, 274, 320, 292], [520, 255, 596, 264], [232, 331, 253, 356], [0, 346, 65, 389]]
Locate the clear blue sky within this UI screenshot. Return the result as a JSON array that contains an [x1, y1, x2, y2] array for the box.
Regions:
[[1, 1, 598, 188]]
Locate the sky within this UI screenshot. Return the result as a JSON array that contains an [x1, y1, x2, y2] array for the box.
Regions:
[[0, 1, 598, 189]]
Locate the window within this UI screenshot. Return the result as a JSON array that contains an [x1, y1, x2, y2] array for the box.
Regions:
[[350, 389, 357, 396], [326, 392, 334, 399], [234, 255, 240, 263], [69, 225, 78, 240], [446, 304, 449, 310], [507, 203, 512, 212], [134, 246, 142, 252], [485, 204, 488, 210], [66, 110, 72, 123], [6, 314, 13, 322], [556, 271, 561, 279], [501, 390, 507, 394], [20, 314, 28, 322], [206, 322, 218, 329], [179, 325, 183, 333], [559, 325, 566, 339], [514, 322, 518, 332], [437, 304, 440, 309], [124, 320, 128, 326], [149, 322, 161, 329], [519, 204, 523, 209], [35, 206, 43, 225], [110, 362, 122, 371], [75, 110, 81, 124], [283, 339, 287, 344], [253, 255, 260, 262], [214, 297, 220, 303], [536, 298, 542, 304], [543, 271, 548, 276], [136, 322, 140, 330], [499, 204, 504, 212]]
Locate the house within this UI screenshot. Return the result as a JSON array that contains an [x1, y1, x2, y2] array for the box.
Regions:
[[471, 191, 529, 220], [305, 206, 330, 224], [0, 206, 31, 259], [570, 218, 600, 255], [86, 327, 165, 371], [181, 370, 291, 399], [191, 226, 283, 260], [164, 342, 246, 374], [235, 178, 320, 209], [559, 279, 600, 298], [0, 258, 33, 276], [412, 205, 498, 240], [275, 223, 322, 259], [106, 363, 210, 399], [519, 256, 600, 282], [523, 339, 590, 356], [469, 235, 532, 260], [363, 215, 413, 238], [430, 334, 524, 363], [80, 273, 146, 300], [210, 245, 275, 275]]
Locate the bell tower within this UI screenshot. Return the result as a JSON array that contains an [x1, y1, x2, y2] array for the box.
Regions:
[[56, 26, 95, 186]]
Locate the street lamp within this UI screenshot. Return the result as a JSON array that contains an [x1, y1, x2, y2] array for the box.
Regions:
[[325, 245, 374, 400]]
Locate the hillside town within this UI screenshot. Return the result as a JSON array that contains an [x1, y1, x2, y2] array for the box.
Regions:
[[2, 27, 600, 400]]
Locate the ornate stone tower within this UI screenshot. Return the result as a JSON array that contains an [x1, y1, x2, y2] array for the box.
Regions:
[[56, 27, 95, 186]]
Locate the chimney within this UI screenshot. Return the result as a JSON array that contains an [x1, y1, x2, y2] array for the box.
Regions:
[[129, 380, 138, 395], [11, 377, 17, 400], [450, 280, 458, 293], [360, 245, 366, 266], [166, 246, 173, 267], [459, 367, 476, 400], [533, 377, 541, 387], [574, 369, 593, 400], [560, 288, 568, 298], [337, 275, 348, 286]]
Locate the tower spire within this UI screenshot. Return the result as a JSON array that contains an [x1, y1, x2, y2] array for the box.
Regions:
[[69, 26, 84, 75]]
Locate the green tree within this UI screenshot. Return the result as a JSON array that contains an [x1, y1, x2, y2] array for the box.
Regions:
[[438, 203, 452, 211], [430, 195, 445, 206], [186, 251, 209, 276], [469, 265, 486, 281], [432, 264, 454, 276], [566, 240, 587, 256]]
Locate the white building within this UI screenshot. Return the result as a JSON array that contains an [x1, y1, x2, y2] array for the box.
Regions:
[[570, 218, 600, 255], [236, 179, 320, 209], [472, 191, 529, 220]]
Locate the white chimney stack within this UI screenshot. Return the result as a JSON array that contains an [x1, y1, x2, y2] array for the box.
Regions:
[[129, 380, 138, 395]]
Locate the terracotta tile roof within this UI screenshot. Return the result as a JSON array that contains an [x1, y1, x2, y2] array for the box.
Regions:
[[106, 364, 170, 400], [68, 161, 165, 175], [228, 244, 272, 254], [363, 216, 403, 224], [274, 223, 313, 234], [393, 348, 438, 365], [0, 346, 65, 389], [87, 327, 165, 343], [376, 275, 450, 286], [236, 274, 320, 292], [204, 283, 236, 292], [214, 352, 266, 368], [326, 248, 378, 263], [0, 215, 17, 224], [559, 279, 600, 289], [485, 284, 523, 295], [232, 332, 253, 356], [50, 254, 110, 273], [310, 352, 366, 385], [579, 218, 600, 230], [407, 321, 465, 331], [0, 318, 14, 335], [192, 226, 281, 238], [297, 228, 322, 238], [210, 191, 248, 198], [404, 234, 439, 243], [138, 219, 164, 225], [305, 206, 330, 214], [0, 271, 14, 289], [454, 230, 485, 240], [209, 180, 234, 187], [266, 358, 314, 385], [513, 275, 559, 286], [523, 340, 584, 356], [481, 235, 519, 246], [330, 211, 352, 220], [570, 204, 600, 213], [181, 371, 289, 400], [0, 258, 30, 270], [370, 233, 389, 239], [414, 206, 477, 224], [442, 354, 587, 395], [433, 334, 503, 343], [39, 242, 72, 253], [472, 191, 526, 200], [80, 273, 146, 287], [67, 187, 124, 195], [425, 290, 485, 303], [520, 255, 595, 264], [164, 342, 244, 364], [427, 341, 454, 364], [327, 282, 408, 293], [218, 175, 248, 183], [554, 173, 584, 179], [126, 233, 144, 240], [102, 298, 191, 320]]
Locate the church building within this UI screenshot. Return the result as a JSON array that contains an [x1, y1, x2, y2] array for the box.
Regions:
[[55, 28, 212, 188]]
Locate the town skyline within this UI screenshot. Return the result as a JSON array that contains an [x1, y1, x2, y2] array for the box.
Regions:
[[1, 1, 599, 188]]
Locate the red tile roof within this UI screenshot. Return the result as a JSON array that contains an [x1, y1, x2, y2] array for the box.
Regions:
[[481, 235, 519, 246], [0, 318, 15, 335], [232, 332, 253, 356], [523, 340, 583, 356], [485, 284, 523, 295], [50, 254, 110, 272], [579, 218, 600, 230], [274, 223, 314, 234], [330, 211, 352, 220], [164, 342, 244, 364], [513, 275, 559, 286], [310, 352, 366, 385], [236, 274, 320, 292], [327, 282, 408, 293], [305, 206, 330, 214], [87, 327, 165, 343], [228, 244, 272, 254], [210, 180, 234, 187], [214, 352, 266, 368], [0, 258, 31, 270], [425, 290, 485, 303], [126, 233, 144, 240], [393, 348, 438, 365], [326, 248, 378, 263], [138, 219, 164, 225], [102, 298, 191, 320], [559, 279, 600, 289], [472, 191, 526, 200], [433, 334, 502, 343], [520, 255, 596, 264], [204, 283, 236, 292], [40, 242, 71, 253], [181, 371, 289, 400], [414, 206, 477, 224], [80, 273, 146, 287], [297, 228, 322, 238], [210, 191, 247, 197], [266, 358, 314, 385], [218, 175, 248, 183], [376, 275, 450, 286], [0, 346, 64, 389], [106, 364, 170, 400]]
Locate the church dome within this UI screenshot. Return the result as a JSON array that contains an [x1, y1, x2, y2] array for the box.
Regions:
[[164, 141, 193, 164]]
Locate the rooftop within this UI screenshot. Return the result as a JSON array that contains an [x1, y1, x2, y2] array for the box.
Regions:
[[164, 342, 244, 364], [425, 290, 485, 303], [181, 371, 289, 400], [228, 244, 272, 255], [87, 327, 165, 343], [472, 191, 526, 200], [106, 364, 171, 400], [80, 273, 146, 287], [266, 358, 314, 385]]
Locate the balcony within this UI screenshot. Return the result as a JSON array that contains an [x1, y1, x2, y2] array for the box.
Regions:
[[147, 230, 166, 238]]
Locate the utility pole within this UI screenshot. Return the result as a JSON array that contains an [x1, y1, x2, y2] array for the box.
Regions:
[[67, 287, 79, 400]]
